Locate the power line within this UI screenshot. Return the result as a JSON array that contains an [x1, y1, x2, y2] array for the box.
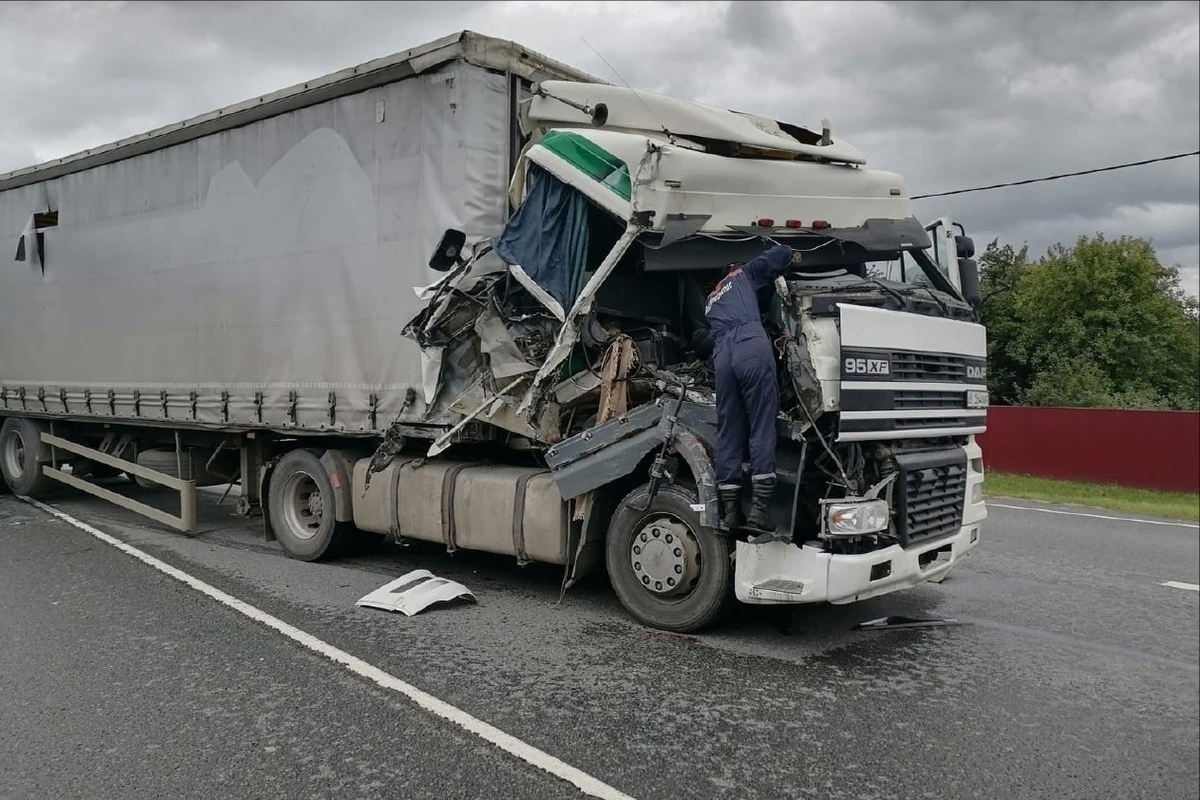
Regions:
[[911, 150, 1200, 200]]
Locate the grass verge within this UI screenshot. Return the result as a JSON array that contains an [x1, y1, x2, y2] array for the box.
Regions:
[[985, 472, 1199, 522]]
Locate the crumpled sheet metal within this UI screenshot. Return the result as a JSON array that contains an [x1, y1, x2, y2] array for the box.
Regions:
[[475, 307, 538, 381], [512, 140, 661, 418], [355, 569, 477, 616]]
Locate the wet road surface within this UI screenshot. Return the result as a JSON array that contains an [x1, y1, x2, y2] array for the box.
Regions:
[[2, 487, 1196, 800]]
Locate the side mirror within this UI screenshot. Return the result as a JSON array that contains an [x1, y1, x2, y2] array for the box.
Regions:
[[428, 229, 467, 272], [958, 257, 981, 307], [956, 235, 975, 259]]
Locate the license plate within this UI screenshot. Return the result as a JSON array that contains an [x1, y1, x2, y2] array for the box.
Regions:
[[966, 390, 989, 409]]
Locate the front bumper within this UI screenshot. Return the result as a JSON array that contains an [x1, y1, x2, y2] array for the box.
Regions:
[[733, 518, 984, 605]]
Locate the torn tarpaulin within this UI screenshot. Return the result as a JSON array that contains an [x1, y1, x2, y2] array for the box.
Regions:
[[493, 164, 591, 311], [356, 569, 477, 616]]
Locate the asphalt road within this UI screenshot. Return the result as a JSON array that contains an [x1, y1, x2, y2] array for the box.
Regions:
[[1, 485, 1197, 800]]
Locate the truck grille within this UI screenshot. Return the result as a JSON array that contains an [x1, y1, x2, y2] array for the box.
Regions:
[[894, 416, 968, 430], [894, 449, 967, 546], [891, 352, 968, 383], [837, 345, 989, 441], [894, 390, 966, 410]]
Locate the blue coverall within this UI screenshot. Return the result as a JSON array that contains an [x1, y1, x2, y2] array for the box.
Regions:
[[703, 245, 792, 489]]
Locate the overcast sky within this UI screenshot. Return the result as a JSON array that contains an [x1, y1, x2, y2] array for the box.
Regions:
[[2, 0, 1197, 296]]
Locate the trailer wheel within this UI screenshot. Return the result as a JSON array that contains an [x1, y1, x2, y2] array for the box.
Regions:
[[605, 482, 731, 633], [0, 417, 53, 497], [267, 449, 352, 561]]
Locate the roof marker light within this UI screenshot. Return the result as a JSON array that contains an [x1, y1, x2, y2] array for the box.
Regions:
[[756, 218, 775, 228], [812, 220, 831, 230], [785, 219, 803, 229]]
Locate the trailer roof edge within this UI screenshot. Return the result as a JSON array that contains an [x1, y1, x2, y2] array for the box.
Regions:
[[0, 30, 604, 193]]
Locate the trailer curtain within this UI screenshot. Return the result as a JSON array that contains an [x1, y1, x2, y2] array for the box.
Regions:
[[493, 165, 591, 311]]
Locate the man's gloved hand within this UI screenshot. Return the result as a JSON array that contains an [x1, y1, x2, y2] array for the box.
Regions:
[[762, 243, 802, 266], [765, 244, 792, 264], [691, 328, 715, 360], [755, 244, 798, 279]]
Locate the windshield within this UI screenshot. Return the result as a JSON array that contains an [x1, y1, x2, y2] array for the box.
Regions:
[[637, 223, 963, 299], [866, 251, 945, 289], [785, 246, 959, 299]]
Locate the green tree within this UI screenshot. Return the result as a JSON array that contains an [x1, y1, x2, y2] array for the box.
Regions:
[[979, 234, 1199, 410], [977, 239, 1031, 405]]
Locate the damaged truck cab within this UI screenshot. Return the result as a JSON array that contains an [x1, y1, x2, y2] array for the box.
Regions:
[[367, 81, 989, 631]]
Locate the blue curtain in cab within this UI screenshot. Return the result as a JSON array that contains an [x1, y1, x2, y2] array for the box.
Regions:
[[493, 165, 590, 311]]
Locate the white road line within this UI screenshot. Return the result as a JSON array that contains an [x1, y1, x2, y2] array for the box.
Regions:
[[989, 503, 1200, 530], [24, 498, 635, 800], [1162, 581, 1200, 592]]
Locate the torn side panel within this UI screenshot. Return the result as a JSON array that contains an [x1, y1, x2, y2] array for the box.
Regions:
[[403, 260, 562, 440], [543, 402, 666, 499]]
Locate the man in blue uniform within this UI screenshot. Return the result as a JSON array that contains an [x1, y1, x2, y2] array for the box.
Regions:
[[696, 244, 796, 543]]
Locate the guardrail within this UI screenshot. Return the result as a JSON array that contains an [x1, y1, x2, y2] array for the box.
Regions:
[[978, 406, 1200, 493], [42, 433, 198, 531]]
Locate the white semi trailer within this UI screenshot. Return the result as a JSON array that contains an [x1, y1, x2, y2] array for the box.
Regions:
[[0, 31, 988, 632]]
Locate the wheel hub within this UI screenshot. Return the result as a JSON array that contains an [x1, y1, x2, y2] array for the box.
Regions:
[[281, 472, 324, 541], [630, 518, 701, 597], [2, 433, 25, 479], [307, 491, 324, 518]]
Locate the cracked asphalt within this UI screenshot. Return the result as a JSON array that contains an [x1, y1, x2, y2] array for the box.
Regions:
[[1, 485, 1196, 800]]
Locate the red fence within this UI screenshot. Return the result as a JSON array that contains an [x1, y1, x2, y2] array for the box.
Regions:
[[977, 406, 1200, 493]]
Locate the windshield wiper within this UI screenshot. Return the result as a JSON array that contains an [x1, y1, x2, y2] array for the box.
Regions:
[[909, 285, 950, 314], [838, 279, 907, 307]]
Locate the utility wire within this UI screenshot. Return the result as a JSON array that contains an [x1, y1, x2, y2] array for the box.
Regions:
[[911, 150, 1200, 200], [580, 37, 677, 144]]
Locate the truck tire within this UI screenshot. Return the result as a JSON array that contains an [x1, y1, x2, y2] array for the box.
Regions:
[[0, 417, 54, 497], [267, 449, 353, 561], [606, 482, 731, 633]]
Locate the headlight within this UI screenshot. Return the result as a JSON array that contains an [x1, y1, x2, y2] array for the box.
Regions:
[[825, 499, 890, 536], [971, 483, 983, 504]]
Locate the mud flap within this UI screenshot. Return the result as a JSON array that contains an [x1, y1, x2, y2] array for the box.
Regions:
[[320, 449, 359, 523]]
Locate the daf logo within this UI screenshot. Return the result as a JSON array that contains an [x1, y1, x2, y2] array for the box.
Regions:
[[845, 358, 890, 375], [967, 365, 987, 381]]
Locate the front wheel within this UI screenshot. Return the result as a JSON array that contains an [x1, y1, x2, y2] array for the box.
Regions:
[[605, 483, 731, 633]]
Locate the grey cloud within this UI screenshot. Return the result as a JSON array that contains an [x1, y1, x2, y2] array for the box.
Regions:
[[724, 1, 793, 49], [1, 0, 1196, 297], [687, 1, 1200, 294], [0, 1, 487, 166]]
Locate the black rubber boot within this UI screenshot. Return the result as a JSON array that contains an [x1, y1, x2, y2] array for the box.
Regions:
[[745, 475, 790, 544], [718, 485, 745, 530]]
